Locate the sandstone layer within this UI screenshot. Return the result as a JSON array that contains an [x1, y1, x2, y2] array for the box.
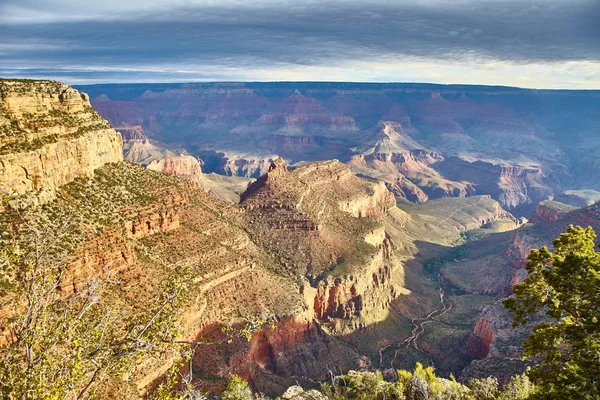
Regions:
[[0, 80, 122, 204], [529, 199, 577, 223]]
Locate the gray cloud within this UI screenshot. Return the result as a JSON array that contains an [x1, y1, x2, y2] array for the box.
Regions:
[[0, 0, 599, 85]]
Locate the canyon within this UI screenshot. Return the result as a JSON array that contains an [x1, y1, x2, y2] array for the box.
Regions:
[[2, 79, 600, 398], [79, 82, 600, 217]]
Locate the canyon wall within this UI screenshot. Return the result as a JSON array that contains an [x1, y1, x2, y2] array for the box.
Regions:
[[0, 80, 122, 204], [437, 157, 554, 212], [310, 235, 399, 332], [146, 155, 204, 184], [529, 200, 577, 223]]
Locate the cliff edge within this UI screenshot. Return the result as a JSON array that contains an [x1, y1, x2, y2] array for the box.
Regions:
[[0, 79, 122, 204]]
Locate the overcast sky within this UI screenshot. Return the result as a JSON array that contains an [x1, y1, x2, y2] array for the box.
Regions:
[[1, 0, 599, 88]]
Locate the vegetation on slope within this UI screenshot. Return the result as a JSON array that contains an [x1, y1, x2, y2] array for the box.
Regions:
[[0, 80, 112, 155], [0, 204, 190, 399], [217, 365, 535, 400], [0, 162, 263, 399], [505, 225, 600, 399]]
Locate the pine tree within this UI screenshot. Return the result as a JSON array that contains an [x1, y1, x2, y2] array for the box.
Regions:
[[504, 225, 600, 399]]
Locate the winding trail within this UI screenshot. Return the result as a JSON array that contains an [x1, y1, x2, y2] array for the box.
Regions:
[[438, 196, 486, 227], [381, 274, 453, 370], [194, 266, 250, 294], [186, 266, 251, 331], [439, 196, 487, 240]]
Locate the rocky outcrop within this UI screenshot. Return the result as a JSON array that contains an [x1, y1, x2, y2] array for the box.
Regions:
[[310, 237, 398, 330], [0, 131, 122, 203], [437, 157, 553, 212], [466, 300, 526, 361], [462, 299, 538, 384], [466, 317, 495, 360], [215, 153, 277, 178], [146, 155, 203, 183], [309, 228, 401, 333], [192, 311, 360, 395], [338, 181, 395, 218], [281, 386, 328, 400], [124, 139, 169, 165], [115, 125, 146, 141], [0, 80, 123, 204], [505, 230, 539, 268], [63, 229, 135, 295], [125, 199, 185, 239], [348, 122, 474, 202], [529, 200, 576, 223]]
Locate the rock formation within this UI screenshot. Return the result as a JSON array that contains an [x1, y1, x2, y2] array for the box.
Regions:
[[529, 199, 577, 223], [461, 300, 533, 384], [437, 157, 555, 213], [146, 155, 204, 183], [0, 80, 122, 204], [348, 121, 474, 202]]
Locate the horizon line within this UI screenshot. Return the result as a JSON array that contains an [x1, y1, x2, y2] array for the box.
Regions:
[[3, 77, 600, 92]]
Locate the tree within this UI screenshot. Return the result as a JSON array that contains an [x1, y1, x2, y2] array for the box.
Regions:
[[0, 207, 188, 399], [0, 205, 272, 399], [504, 225, 600, 399], [221, 375, 253, 400]]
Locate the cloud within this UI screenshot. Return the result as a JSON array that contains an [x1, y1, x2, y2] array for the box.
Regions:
[[0, 0, 599, 87]]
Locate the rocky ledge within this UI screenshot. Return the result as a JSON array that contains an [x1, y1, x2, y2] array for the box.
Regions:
[[529, 199, 577, 223]]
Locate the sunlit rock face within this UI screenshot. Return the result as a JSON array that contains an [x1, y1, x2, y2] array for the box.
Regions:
[[0, 80, 122, 204], [146, 155, 204, 183], [529, 199, 577, 223]]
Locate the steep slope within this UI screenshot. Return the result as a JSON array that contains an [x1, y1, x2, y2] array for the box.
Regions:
[[458, 201, 600, 383], [529, 199, 577, 223]]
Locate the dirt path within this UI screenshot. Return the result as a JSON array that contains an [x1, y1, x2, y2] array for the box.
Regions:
[[188, 266, 251, 325], [382, 274, 453, 369], [438, 196, 486, 228], [196, 266, 250, 295]]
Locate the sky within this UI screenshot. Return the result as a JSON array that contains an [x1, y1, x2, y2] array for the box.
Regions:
[[1, 0, 599, 88]]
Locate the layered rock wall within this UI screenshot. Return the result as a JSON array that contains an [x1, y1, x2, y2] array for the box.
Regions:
[[529, 200, 576, 223], [0, 80, 123, 203], [63, 192, 188, 293], [0, 130, 122, 201], [146, 155, 204, 184], [309, 229, 399, 332], [438, 157, 553, 211]]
